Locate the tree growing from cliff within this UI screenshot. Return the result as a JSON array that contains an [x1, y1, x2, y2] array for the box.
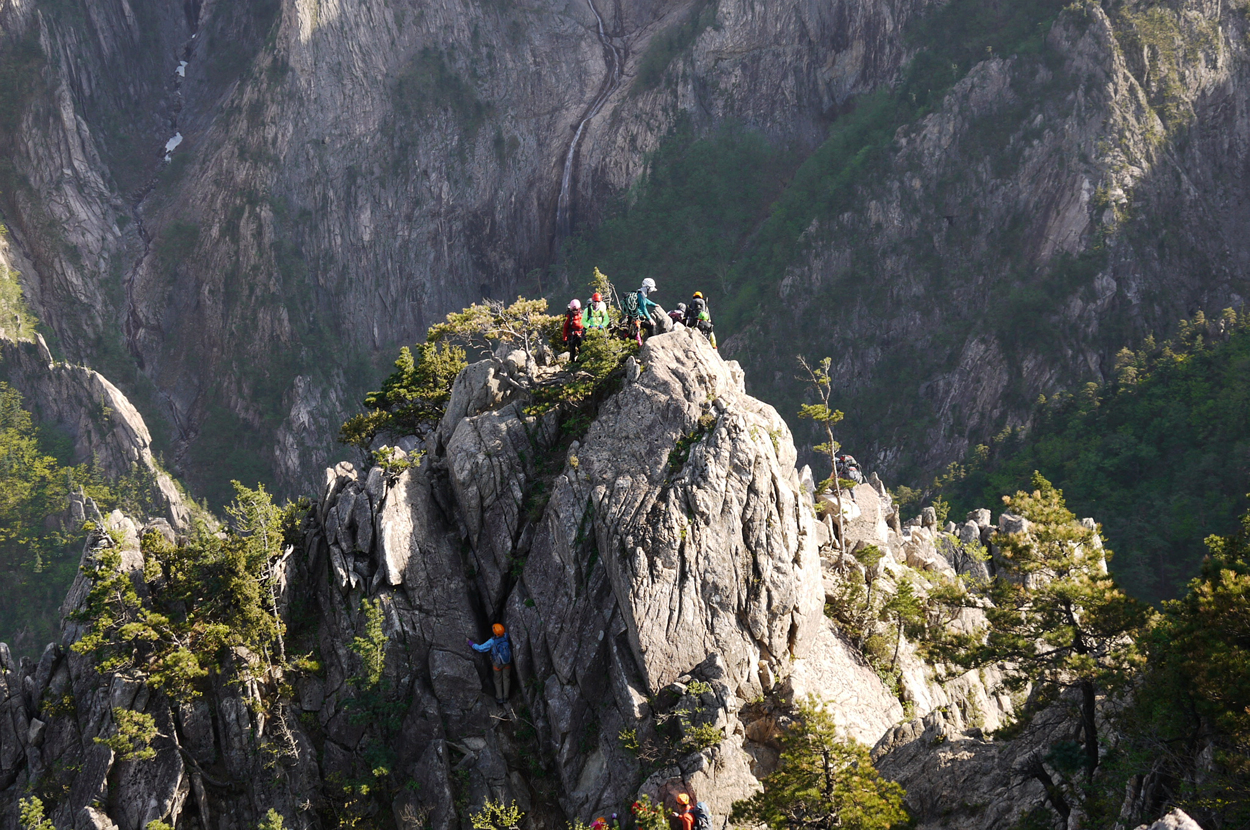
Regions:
[[927, 474, 1150, 784], [731, 700, 907, 830], [797, 356, 848, 540], [339, 341, 467, 451], [72, 482, 293, 702], [1107, 507, 1250, 828], [427, 297, 558, 363]]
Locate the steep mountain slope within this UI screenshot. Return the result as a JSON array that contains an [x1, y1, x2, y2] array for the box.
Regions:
[[570, 0, 1250, 487], [0, 332, 982, 830], [937, 310, 1250, 603], [0, 329, 1234, 830], [0, 0, 935, 505]]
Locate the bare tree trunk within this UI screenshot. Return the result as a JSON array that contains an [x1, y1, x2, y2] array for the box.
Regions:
[[1081, 679, 1099, 779]]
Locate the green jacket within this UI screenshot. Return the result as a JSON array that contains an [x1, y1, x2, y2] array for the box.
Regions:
[[586, 302, 609, 329]]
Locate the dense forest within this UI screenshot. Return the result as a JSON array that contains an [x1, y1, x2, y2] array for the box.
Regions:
[[932, 309, 1250, 603]]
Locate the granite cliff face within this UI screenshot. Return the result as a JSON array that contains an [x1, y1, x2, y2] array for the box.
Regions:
[[0, 0, 936, 500], [0, 330, 1029, 830], [729, 0, 1250, 478]]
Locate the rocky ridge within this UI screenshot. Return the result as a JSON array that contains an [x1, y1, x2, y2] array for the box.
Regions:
[[0, 328, 1103, 830]]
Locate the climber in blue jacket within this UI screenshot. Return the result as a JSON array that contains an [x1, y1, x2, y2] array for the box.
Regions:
[[469, 623, 512, 704]]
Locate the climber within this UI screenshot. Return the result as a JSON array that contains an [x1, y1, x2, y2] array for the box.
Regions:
[[563, 299, 586, 363], [683, 291, 716, 349], [623, 278, 659, 346], [672, 794, 695, 830], [836, 453, 865, 484], [669, 302, 687, 325], [586, 292, 610, 330], [468, 623, 513, 705]]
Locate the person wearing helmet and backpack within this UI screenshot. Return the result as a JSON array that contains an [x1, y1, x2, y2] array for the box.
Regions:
[[671, 793, 703, 830], [586, 292, 609, 330], [563, 299, 586, 362], [623, 278, 659, 346], [684, 291, 716, 349], [469, 623, 513, 704]]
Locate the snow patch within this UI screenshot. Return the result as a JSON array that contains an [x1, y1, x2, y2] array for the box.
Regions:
[[176, 61, 187, 77], [163, 133, 183, 161]]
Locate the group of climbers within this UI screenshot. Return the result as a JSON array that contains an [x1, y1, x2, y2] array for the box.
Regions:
[[561, 275, 717, 358]]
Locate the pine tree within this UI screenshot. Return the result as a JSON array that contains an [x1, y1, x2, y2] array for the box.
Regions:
[[730, 701, 907, 830], [929, 473, 1150, 786]]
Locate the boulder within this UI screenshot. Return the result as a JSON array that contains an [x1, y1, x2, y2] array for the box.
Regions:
[[1134, 809, 1204, 830]]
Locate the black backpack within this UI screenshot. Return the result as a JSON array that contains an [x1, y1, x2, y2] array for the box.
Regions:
[[693, 803, 711, 830]]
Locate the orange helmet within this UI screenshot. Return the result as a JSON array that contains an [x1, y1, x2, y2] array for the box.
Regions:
[[492, 623, 505, 636], [592, 292, 602, 302], [692, 291, 703, 299], [676, 794, 690, 806]]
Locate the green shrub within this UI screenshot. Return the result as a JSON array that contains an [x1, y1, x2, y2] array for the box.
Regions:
[[71, 482, 292, 702], [95, 708, 158, 761], [730, 700, 908, 830], [18, 797, 54, 830], [339, 341, 467, 450], [0, 383, 136, 655]]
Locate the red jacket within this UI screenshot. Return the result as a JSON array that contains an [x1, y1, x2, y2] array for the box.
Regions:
[[563, 310, 585, 341]]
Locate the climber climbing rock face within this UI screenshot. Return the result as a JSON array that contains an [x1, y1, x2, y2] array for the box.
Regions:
[[468, 623, 513, 705]]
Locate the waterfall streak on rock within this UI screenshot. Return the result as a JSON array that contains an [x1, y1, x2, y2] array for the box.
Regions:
[[556, 0, 623, 238]]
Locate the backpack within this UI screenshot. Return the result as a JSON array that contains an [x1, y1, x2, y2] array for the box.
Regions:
[[693, 803, 711, 830], [490, 634, 512, 666], [623, 290, 641, 319]]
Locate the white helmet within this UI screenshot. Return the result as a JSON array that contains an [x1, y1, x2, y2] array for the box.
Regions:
[[568, 299, 581, 311], [641, 278, 656, 293]]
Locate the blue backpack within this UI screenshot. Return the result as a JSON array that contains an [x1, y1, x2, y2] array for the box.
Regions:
[[490, 634, 512, 666]]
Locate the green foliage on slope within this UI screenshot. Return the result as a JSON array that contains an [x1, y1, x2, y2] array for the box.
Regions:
[[71, 482, 298, 700], [0, 383, 146, 656], [339, 341, 467, 450], [630, 0, 720, 95], [1097, 509, 1250, 829], [928, 474, 1150, 794], [730, 700, 908, 830], [937, 309, 1250, 602]]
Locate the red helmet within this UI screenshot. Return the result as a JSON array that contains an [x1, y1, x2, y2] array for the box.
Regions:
[[592, 292, 602, 302]]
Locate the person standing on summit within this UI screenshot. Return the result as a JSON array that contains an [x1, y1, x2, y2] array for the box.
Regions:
[[684, 291, 716, 349], [563, 299, 586, 362], [468, 623, 513, 704], [624, 278, 659, 346], [586, 292, 610, 330]]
